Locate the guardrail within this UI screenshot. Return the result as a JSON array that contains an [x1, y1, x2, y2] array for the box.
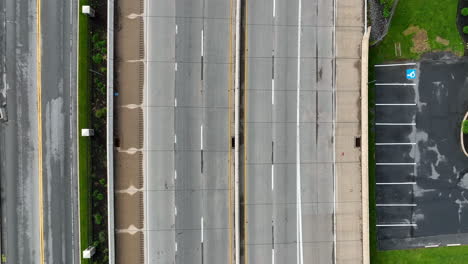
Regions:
[[106, 0, 115, 263]]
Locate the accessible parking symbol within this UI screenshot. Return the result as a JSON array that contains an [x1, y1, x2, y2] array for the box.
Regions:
[[406, 69, 416, 80]]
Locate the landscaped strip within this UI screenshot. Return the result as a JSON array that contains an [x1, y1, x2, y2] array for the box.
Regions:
[[369, 0, 468, 263], [77, 0, 92, 263]]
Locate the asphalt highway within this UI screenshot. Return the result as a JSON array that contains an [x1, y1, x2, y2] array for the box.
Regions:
[[243, 0, 336, 263], [145, 0, 233, 262], [0, 0, 78, 263]]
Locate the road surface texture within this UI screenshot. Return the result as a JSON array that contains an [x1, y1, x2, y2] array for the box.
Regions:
[[0, 0, 78, 263], [375, 54, 468, 250], [142, 0, 234, 263], [334, 0, 366, 263], [242, 0, 336, 263]]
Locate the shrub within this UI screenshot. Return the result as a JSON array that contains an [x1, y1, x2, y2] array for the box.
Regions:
[[383, 7, 391, 18], [95, 107, 106, 119], [462, 8, 468, 16], [463, 120, 468, 134], [464, 26, 468, 34], [99, 178, 106, 186], [98, 231, 107, 243], [92, 53, 104, 64], [93, 213, 103, 225]]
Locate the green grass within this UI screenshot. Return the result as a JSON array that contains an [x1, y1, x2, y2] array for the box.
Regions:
[[370, 0, 464, 64], [369, 0, 468, 263], [78, 0, 91, 263]]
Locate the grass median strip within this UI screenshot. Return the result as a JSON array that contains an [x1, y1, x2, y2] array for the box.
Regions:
[[78, 0, 91, 263]]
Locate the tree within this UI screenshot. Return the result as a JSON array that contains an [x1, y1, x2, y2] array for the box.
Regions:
[[464, 26, 468, 35], [463, 120, 468, 134]]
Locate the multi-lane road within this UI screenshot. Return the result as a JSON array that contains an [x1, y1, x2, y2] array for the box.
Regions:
[[243, 0, 336, 263], [0, 0, 78, 263], [145, 0, 233, 262]]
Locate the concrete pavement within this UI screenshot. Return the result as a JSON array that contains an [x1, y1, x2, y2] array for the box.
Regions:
[[243, 0, 336, 263]]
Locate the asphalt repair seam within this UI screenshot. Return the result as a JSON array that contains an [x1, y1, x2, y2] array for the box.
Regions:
[[374, 54, 468, 251]]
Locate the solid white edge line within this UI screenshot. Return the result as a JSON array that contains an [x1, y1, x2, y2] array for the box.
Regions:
[[375, 103, 416, 106], [376, 204, 417, 207], [377, 224, 417, 227], [376, 163, 416, 165], [376, 142, 416, 145], [375, 83, 416, 86], [296, 0, 304, 263], [376, 182, 416, 185], [201, 217, 204, 243], [375, 123, 416, 126], [200, 125, 203, 150], [375, 63, 416, 67]]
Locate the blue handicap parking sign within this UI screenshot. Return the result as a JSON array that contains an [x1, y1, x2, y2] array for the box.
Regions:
[[406, 69, 416, 79]]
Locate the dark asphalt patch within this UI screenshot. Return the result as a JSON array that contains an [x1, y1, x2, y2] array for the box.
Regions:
[[374, 55, 468, 250]]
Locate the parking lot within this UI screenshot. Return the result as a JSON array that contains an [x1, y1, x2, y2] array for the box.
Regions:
[[374, 55, 468, 250]]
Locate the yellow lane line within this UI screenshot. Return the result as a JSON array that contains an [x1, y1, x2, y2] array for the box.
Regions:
[[36, 0, 45, 263], [228, 0, 234, 262]]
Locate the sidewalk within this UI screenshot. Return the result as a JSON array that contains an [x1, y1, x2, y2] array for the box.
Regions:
[[334, 0, 368, 263]]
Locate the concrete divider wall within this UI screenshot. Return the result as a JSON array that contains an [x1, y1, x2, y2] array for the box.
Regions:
[[106, 0, 115, 263]]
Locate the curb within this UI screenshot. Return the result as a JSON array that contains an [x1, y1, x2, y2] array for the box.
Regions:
[[361, 26, 371, 264], [460, 112, 468, 157]]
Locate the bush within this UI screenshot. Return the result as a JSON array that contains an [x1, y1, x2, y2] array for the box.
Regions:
[[383, 6, 391, 18], [463, 120, 468, 134], [95, 107, 106, 119], [99, 178, 106, 186], [464, 26, 468, 34], [93, 213, 103, 225], [462, 8, 468, 16]]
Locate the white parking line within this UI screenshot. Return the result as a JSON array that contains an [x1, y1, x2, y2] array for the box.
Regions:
[[175, 242, 178, 252], [375, 123, 416, 126], [272, 248, 275, 264], [376, 204, 417, 207], [376, 163, 416, 165], [375, 63, 416, 67], [425, 244, 439, 248], [174, 134, 177, 144], [377, 224, 417, 227], [175, 207, 177, 216], [174, 170, 177, 180], [376, 142, 416, 145], [174, 98, 177, 107], [376, 83, 416, 86], [175, 24, 178, 35], [376, 182, 416, 185], [375, 103, 416, 106], [174, 62, 178, 71]]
